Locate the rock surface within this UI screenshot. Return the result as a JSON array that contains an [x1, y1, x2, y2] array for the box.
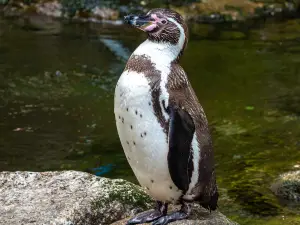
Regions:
[[0, 171, 152, 225], [0, 0, 119, 21], [174, 0, 300, 22], [271, 170, 300, 202], [112, 204, 238, 225], [0, 171, 238, 225]]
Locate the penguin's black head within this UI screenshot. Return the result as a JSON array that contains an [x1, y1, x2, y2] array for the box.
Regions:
[[124, 8, 188, 47]]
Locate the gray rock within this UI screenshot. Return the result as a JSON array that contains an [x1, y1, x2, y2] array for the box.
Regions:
[[0, 171, 152, 225], [112, 204, 238, 225], [271, 170, 300, 202], [0, 171, 238, 225], [35, 0, 62, 18]]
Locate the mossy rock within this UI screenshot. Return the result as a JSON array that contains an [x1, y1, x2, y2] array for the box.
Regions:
[[271, 170, 300, 202], [0, 171, 154, 225], [91, 178, 153, 212]]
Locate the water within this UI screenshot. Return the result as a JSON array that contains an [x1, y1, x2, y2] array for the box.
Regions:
[[1, 14, 300, 224]]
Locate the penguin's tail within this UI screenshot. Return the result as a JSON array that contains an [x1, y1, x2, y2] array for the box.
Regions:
[[199, 190, 219, 212], [194, 190, 219, 212]]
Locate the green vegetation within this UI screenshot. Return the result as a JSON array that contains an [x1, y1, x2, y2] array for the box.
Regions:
[[271, 171, 300, 202], [92, 179, 153, 211]]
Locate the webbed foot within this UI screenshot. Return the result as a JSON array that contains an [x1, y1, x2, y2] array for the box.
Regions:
[[126, 201, 168, 225], [152, 202, 190, 225]]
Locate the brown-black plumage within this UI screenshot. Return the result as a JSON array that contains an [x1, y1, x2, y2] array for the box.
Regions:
[[117, 8, 218, 225], [167, 63, 218, 211]]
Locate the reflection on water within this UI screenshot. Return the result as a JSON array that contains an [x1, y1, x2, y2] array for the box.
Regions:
[[0, 15, 300, 225]]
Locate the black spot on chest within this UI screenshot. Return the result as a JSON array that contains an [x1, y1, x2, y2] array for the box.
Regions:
[[125, 54, 169, 136]]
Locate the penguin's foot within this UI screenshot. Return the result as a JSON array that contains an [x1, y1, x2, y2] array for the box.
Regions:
[[152, 203, 191, 225], [126, 201, 168, 225]]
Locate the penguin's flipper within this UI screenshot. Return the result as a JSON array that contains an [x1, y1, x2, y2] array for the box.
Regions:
[[168, 105, 195, 193]]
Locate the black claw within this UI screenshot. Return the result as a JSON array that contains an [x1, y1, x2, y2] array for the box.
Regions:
[[126, 201, 168, 225], [152, 211, 188, 225], [152, 203, 190, 225], [126, 210, 162, 224]]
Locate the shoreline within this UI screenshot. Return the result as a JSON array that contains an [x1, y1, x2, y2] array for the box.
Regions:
[[0, 0, 299, 25]]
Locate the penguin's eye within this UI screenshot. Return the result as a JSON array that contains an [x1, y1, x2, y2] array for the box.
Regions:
[[161, 19, 167, 24]]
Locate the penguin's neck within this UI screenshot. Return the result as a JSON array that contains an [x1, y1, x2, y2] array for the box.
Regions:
[[134, 40, 180, 65]]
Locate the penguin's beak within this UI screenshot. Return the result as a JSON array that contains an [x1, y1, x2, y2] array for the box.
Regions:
[[124, 14, 157, 32]]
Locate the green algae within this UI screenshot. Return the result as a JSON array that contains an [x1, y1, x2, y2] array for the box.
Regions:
[[91, 179, 153, 211], [105, 180, 152, 209]]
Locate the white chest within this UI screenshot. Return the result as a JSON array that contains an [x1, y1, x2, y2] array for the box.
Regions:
[[114, 70, 182, 202]]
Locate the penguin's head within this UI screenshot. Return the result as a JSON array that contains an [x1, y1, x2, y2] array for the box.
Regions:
[[124, 8, 188, 47]]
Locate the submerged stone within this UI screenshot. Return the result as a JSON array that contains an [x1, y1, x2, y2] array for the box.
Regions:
[[271, 170, 300, 202]]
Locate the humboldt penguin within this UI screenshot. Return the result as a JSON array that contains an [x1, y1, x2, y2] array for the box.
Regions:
[[114, 8, 218, 225]]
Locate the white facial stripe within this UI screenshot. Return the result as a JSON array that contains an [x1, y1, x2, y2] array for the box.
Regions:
[[166, 17, 185, 54]]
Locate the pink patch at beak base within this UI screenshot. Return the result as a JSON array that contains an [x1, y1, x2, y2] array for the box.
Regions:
[[137, 14, 163, 32], [142, 23, 157, 31]]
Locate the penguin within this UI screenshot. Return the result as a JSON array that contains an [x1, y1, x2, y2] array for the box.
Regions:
[[114, 8, 218, 225]]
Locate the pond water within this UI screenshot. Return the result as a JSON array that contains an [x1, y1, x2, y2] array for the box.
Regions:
[[1, 14, 300, 224]]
